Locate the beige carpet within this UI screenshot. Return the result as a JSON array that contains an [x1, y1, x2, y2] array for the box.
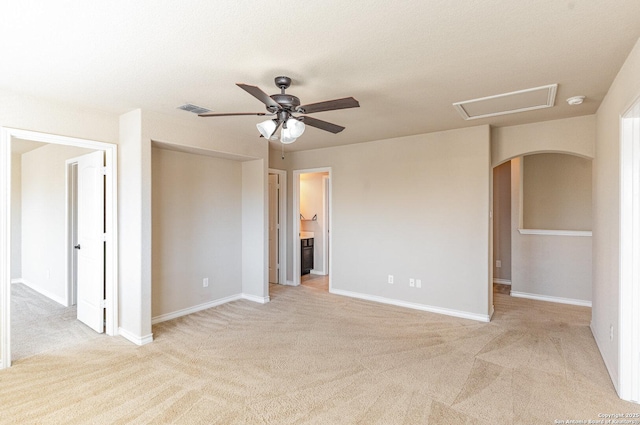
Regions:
[[11, 282, 104, 361], [1, 283, 639, 424]]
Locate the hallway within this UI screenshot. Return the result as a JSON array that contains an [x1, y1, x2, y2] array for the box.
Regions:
[[300, 274, 328, 291]]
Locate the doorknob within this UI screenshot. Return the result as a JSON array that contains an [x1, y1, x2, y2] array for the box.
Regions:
[[74, 244, 81, 250]]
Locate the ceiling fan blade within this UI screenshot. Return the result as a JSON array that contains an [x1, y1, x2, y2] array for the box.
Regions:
[[198, 112, 267, 117], [237, 83, 281, 109], [299, 97, 360, 114], [300, 116, 345, 134]]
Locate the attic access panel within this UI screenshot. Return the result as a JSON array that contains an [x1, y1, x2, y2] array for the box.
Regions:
[[453, 84, 557, 120]]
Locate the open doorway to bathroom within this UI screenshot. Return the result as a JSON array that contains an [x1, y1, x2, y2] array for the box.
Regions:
[[294, 168, 331, 291]]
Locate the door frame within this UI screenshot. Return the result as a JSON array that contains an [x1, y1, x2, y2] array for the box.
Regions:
[[0, 127, 118, 369], [322, 175, 330, 278], [292, 167, 332, 287], [65, 159, 79, 307], [619, 96, 640, 402], [268, 168, 287, 286]]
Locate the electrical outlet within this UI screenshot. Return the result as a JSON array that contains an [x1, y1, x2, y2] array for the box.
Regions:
[[610, 325, 614, 341], [203, 278, 209, 288], [416, 279, 422, 288], [409, 278, 415, 287], [388, 275, 394, 284], [496, 260, 502, 268]]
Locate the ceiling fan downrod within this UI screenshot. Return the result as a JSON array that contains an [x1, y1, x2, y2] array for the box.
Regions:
[[274, 76, 291, 92]]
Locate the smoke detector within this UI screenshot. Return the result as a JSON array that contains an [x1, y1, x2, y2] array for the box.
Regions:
[[566, 96, 585, 106]]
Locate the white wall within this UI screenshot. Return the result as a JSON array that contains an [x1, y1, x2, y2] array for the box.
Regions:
[[593, 37, 640, 392], [151, 147, 242, 318], [10, 153, 21, 279], [21, 144, 94, 305], [0, 91, 118, 143], [271, 125, 492, 320], [118, 110, 147, 342], [242, 159, 268, 302], [491, 115, 595, 167], [523, 153, 592, 231]]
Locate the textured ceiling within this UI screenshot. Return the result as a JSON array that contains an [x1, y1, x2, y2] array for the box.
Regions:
[[1, 1, 639, 152]]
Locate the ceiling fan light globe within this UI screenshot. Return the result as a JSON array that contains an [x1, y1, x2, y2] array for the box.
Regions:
[[257, 119, 277, 139], [280, 133, 297, 144], [286, 118, 305, 138], [281, 125, 298, 144]]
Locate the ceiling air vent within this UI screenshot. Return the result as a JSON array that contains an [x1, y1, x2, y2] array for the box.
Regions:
[[453, 84, 557, 120], [177, 103, 211, 114]]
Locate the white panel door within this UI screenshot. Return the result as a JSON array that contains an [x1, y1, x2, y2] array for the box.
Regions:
[[268, 174, 279, 283], [76, 151, 105, 333]]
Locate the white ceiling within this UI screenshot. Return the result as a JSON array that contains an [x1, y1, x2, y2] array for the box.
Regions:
[[1, 1, 639, 152]]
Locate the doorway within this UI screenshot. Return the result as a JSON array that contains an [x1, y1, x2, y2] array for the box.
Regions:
[[619, 96, 640, 402], [0, 127, 118, 369], [492, 154, 593, 313], [492, 161, 511, 289], [293, 168, 332, 289]]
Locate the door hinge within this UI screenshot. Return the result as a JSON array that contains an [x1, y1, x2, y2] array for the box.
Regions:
[[101, 167, 108, 175], [100, 299, 106, 308], [102, 233, 108, 242]]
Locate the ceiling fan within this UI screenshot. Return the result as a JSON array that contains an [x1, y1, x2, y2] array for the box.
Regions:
[[198, 76, 360, 144]]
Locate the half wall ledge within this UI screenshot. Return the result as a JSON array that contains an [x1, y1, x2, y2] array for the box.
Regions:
[[518, 228, 592, 237]]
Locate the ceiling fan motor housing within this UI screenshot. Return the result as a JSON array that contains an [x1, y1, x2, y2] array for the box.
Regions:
[[270, 94, 300, 109]]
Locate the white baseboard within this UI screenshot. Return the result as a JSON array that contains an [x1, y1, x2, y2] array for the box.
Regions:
[[330, 288, 491, 322], [15, 278, 67, 307], [118, 327, 153, 346], [285, 280, 298, 286], [310, 270, 326, 276], [152, 294, 243, 325], [151, 293, 270, 327], [493, 279, 511, 285], [510, 291, 591, 307], [590, 322, 620, 395], [242, 293, 270, 304]]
